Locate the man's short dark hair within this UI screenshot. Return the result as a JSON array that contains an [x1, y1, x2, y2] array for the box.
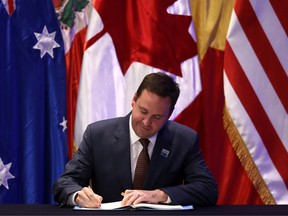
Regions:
[[136, 72, 180, 114]]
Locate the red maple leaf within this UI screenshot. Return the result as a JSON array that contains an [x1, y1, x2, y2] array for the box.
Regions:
[[87, 0, 197, 77]]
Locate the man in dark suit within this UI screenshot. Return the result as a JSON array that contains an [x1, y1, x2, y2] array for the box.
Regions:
[[53, 72, 218, 207]]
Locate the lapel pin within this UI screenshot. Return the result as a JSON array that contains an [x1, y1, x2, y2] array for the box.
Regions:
[[160, 149, 169, 158]]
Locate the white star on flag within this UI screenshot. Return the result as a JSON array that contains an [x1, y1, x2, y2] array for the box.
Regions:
[[59, 116, 67, 132], [0, 158, 15, 190], [33, 25, 60, 58]]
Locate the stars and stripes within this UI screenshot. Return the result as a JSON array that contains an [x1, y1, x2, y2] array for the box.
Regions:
[[224, 0, 288, 204]]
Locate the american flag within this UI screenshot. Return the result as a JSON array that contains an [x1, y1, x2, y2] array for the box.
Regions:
[[224, 0, 288, 204]]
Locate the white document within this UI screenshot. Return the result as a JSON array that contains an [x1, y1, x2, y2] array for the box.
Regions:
[[74, 201, 193, 210]]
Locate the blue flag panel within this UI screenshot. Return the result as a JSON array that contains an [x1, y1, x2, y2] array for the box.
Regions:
[[0, 0, 68, 203]]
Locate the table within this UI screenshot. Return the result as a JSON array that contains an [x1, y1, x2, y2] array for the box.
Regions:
[[0, 204, 287, 216]]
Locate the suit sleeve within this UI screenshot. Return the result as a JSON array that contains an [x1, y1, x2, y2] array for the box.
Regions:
[[161, 133, 218, 206], [53, 125, 94, 205]]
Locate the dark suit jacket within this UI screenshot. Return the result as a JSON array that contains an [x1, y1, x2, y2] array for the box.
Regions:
[[53, 114, 218, 206]]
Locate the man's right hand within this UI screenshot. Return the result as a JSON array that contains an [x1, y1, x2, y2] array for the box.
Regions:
[[75, 187, 103, 208]]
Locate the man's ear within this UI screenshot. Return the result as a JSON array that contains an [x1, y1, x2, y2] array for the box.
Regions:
[[131, 94, 137, 107]]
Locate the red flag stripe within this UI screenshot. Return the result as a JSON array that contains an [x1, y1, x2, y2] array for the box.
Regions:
[[84, 28, 106, 51], [65, 27, 88, 158], [249, 0, 288, 77], [270, 0, 288, 36], [8, 0, 15, 15], [227, 5, 287, 152], [225, 42, 288, 188], [234, 1, 288, 112]]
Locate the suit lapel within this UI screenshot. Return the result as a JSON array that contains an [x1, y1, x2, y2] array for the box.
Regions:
[[112, 115, 133, 190], [111, 116, 173, 190]]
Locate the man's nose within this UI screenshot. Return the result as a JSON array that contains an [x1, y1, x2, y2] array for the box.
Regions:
[[143, 117, 152, 127]]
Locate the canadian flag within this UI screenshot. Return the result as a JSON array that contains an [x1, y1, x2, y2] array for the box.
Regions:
[[74, 0, 200, 145]]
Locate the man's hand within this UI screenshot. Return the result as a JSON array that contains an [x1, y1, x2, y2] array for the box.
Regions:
[[75, 187, 103, 208], [121, 189, 168, 206]]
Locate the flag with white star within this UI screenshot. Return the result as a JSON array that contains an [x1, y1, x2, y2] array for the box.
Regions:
[[0, 0, 68, 203]]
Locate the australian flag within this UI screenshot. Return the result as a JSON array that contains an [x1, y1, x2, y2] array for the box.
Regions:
[[0, 0, 68, 203]]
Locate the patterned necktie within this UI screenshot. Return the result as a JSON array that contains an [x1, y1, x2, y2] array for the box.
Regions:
[[133, 138, 150, 189]]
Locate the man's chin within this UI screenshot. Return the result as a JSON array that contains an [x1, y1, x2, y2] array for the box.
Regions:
[[136, 129, 152, 138]]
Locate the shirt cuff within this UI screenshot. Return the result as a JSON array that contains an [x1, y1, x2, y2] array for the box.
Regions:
[[67, 191, 79, 206], [164, 196, 172, 204]]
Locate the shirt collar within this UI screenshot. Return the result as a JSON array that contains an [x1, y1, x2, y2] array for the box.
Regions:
[[129, 114, 157, 146]]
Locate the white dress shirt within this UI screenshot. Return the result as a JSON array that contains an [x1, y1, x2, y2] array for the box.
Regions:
[[129, 115, 157, 181]]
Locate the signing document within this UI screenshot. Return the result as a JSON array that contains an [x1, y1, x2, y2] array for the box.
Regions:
[[74, 201, 193, 210]]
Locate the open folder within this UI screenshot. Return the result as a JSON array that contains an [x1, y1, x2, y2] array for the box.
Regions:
[[74, 201, 193, 210]]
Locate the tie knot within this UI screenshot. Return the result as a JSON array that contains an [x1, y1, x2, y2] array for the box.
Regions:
[[139, 138, 149, 148]]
